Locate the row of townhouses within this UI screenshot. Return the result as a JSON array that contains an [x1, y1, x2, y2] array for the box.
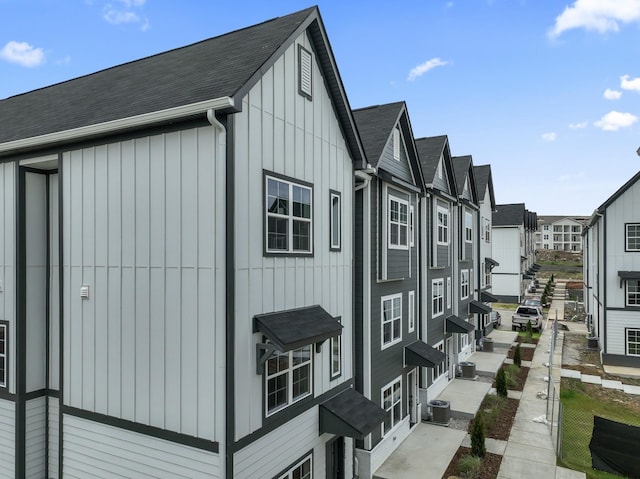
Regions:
[[0, 7, 537, 478]]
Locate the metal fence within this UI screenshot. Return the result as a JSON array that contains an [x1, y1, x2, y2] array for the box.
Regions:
[[546, 319, 562, 455]]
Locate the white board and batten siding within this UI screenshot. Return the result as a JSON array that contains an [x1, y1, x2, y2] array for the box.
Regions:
[[0, 162, 15, 395], [61, 126, 226, 460], [0, 398, 15, 478], [233, 31, 354, 441], [25, 396, 46, 478], [62, 414, 219, 479], [49, 175, 60, 391], [605, 310, 640, 355]]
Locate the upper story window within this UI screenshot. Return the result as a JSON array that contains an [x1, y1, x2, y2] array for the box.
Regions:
[[330, 319, 342, 379], [432, 279, 444, 317], [437, 206, 449, 245], [381, 293, 402, 348], [265, 174, 313, 255], [465, 209, 473, 243], [266, 346, 312, 416], [408, 291, 415, 333], [330, 191, 341, 251], [626, 224, 640, 251], [627, 279, 640, 306], [393, 127, 400, 161], [432, 342, 446, 381], [0, 322, 6, 389], [381, 377, 402, 436], [461, 270, 469, 299], [572, 225, 581, 233], [543, 225, 549, 231], [484, 263, 491, 287], [389, 196, 409, 249], [410, 205, 415, 247], [484, 218, 490, 243], [298, 45, 313, 100], [278, 454, 312, 479]]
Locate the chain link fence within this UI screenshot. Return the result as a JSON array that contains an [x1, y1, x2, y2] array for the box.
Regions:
[[546, 319, 562, 454]]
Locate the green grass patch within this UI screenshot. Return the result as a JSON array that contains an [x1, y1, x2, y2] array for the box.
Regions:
[[479, 394, 507, 430], [538, 260, 583, 267], [493, 303, 518, 311], [559, 378, 640, 478], [517, 331, 541, 341]]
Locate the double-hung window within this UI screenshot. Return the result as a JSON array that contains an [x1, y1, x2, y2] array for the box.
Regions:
[[432, 279, 444, 317], [388, 196, 409, 249], [484, 263, 491, 287], [408, 291, 415, 333], [330, 190, 341, 251], [626, 224, 640, 251], [266, 346, 312, 415], [278, 454, 312, 479], [627, 329, 640, 356], [0, 322, 6, 389], [381, 294, 402, 348], [330, 318, 342, 379], [381, 378, 402, 435], [437, 206, 449, 245], [265, 174, 312, 254], [433, 342, 446, 381], [465, 209, 473, 243], [627, 280, 640, 306], [484, 218, 490, 243], [461, 270, 469, 299], [410, 205, 415, 247]]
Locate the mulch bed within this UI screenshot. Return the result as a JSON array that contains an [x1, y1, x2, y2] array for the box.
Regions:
[[507, 345, 535, 361], [479, 397, 520, 440], [515, 336, 539, 345], [493, 365, 529, 391], [442, 446, 502, 479]]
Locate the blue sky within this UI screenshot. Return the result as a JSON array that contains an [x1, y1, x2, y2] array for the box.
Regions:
[[2, 0, 640, 215]]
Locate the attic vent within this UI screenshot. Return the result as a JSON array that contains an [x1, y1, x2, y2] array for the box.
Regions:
[[298, 45, 312, 100]]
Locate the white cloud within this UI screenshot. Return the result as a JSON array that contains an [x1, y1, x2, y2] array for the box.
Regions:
[[549, 0, 640, 38], [407, 58, 449, 81], [569, 120, 588, 129], [594, 110, 638, 131], [603, 88, 622, 99], [542, 132, 557, 142], [621, 74, 640, 92], [103, 0, 149, 30], [0, 41, 45, 67]]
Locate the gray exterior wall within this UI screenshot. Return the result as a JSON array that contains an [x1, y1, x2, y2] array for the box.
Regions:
[[0, 162, 15, 395], [0, 398, 15, 478], [25, 396, 46, 479]]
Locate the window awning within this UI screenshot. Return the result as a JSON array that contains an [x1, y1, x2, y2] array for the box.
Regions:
[[254, 305, 342, 352], [618, 271, 640, 280], [480, 291, 498, 303], [404, 340, 446, 368], [485, 257, 499, 268], [446, 315, 475, 334], [523, 274, 533, 280], [320, 388, 388, 440], [469, 300, 492, 315], [531, 263, 541, 270]]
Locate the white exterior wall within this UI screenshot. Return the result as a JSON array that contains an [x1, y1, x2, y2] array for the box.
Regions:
[[605, 310, 640, 355], [0, 162, 15, 395], [25, 396, 46, 478], [49, 397, 59, 479], [62, 125, 226, 441], [233, 32, 354, 439], [479, 185, 492, 289], [0, 398, 15, 478], [490, 227, 521, 298], [49, 175, 60, 391], [62, 414, 220, 478]]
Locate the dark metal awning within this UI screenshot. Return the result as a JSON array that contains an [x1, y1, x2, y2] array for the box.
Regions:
[[480, 291, 498, 303], [254, 305, 342, 352], [404, 340, 445, 368], [531, 263, 541, 270], [618, 271, 640, 280], [320, 388, 388, 439], [523, 274, 533, 279], [469, 300, 492, 315], [485, 257, 500, 268], [446, 315, 475, 334]]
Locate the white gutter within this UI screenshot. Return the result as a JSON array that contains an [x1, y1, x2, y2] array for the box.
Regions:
[[0, 96, 234, 154]]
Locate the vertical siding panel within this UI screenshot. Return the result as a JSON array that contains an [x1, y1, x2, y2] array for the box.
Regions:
[[148, 267, 165, 427], [165, 132, 181, 269], [196, 267, 214, 439], [236, 101, 250, 272], [164, 267, 181, 432], [149, 136, 165, 267], [107, 266, 121, 417], [121, 267, 135, 421], [121, 140, 136, 267], [49, 175, 60, 390], [94, 265, 108, 413], [180, 267, 197, 436]]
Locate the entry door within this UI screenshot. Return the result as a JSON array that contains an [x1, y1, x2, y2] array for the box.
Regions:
[[407, 370, 418, 424], [326, 436, 345, 479]]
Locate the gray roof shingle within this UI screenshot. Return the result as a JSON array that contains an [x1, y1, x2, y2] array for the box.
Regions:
[[352, 102, 404, 166], [493, 203, 526, 226], [415, 135, 447, 184]]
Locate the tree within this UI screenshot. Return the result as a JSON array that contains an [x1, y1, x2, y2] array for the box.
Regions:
[[514, 343, 522, 367], [470, 411, 486, 458], [495, 367, 507, 397]]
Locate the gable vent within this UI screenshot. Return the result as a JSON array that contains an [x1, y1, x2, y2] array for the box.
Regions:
[[298, 45, 313, 100]]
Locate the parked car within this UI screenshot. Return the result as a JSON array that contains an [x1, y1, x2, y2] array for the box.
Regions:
[[512, 305, 543, 332], [490, 311, 501, 327]]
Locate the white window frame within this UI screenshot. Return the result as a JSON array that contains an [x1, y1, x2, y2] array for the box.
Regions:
[[484, 218, 491, 243], [446, 277, 452, 309], [408, 291, 415, 333], [484, 263, 491, 287], [437, 206, 449, 246], [278, 453, 313, 479], [393, 127, 400, 161], [432, 279, 444, 318], [409, 205, 415, 247], [381, 377, 402, 436], [461, 329, 470, 350], [627, 329, 640, 356], [265, 174, 313, 255], [626, 224, 640, 251], [330, 190, 341, 251], [461, 270, 469, 299], [388, 196, 409, 250], [381, 293, 402, 349], [265, 345, 312, 416], [465, 209, 473, 243], [432, 341, 446, 381], [626, 279, 640, 307], [0, 322, 6, 389], [330, 319, 342, 379]]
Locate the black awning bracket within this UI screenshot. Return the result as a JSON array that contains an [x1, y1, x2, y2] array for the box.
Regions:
[[256, 342, 278, 375], [316, 341, 323, 354]]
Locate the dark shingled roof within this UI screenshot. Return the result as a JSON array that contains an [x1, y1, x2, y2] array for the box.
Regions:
[[0, 7, 365, 166], [405, 340, 446, 368], [452, 155, 478, 204], [320, 388, 388, 439], [352, 102, 404, 166], [415, 135, 447, 184], [474, 164, 496, 208], [493, 203, 526, 227]]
